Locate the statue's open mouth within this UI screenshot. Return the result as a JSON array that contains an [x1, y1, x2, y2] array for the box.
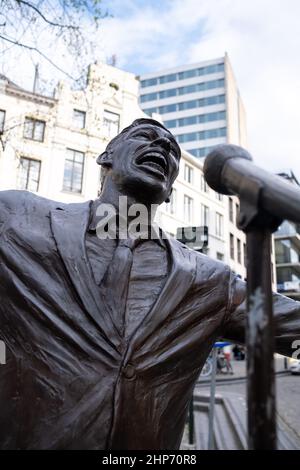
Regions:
[[135, 151, 168, 179]]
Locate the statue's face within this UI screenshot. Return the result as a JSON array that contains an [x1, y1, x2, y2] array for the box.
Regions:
[[107, 123, 181, 205]]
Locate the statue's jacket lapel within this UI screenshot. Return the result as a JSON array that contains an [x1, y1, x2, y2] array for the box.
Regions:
[[50, 202, 123, 352]]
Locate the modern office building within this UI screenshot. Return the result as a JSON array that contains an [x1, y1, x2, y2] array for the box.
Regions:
[[275, 171, 300, 299], [139, 53, 247, 159]]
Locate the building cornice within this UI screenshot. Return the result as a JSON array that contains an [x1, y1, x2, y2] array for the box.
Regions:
[[5, 84, 57, 107]]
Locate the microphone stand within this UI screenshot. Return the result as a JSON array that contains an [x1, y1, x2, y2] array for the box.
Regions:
[[237, 176, 282, 449]]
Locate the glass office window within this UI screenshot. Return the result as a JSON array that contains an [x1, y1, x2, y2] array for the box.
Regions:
[[159, 73, 177, 84], [158, 103, 177, 113], [143, 107, 158, 116], [140, 92, 158, 103], [164, 119, 177, 128], [140, 78, 157, 87], [159, 88, 177, 99]]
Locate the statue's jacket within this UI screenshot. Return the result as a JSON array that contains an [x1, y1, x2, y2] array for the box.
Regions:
[[0, 190, 299, 449]]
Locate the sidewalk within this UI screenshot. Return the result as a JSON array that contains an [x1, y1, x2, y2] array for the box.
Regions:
[[198, 356, 288, 384]]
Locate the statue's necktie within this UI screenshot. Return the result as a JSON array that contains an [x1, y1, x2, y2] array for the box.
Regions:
[[100, 237, 140, 337]]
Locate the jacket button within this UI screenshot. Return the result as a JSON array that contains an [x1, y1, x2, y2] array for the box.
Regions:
[[123, 364, 136, 380]]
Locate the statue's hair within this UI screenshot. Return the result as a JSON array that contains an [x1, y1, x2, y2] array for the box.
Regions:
[[97, 118, 173, 189]]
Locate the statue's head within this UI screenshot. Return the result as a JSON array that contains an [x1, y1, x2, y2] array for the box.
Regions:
[[97, 118, 181, 205]]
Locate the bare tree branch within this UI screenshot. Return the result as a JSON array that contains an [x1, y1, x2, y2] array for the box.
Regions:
[[16, 0, 79, 30], [0, 33, 80, 81]]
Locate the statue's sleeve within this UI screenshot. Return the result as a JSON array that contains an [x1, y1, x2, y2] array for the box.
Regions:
[[222, 272, 300, 358]]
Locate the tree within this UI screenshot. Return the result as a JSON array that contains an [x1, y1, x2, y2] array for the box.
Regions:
[[0, 0, 109, 86]]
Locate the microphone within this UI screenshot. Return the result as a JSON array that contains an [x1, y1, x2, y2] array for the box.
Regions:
[[203, 144, 300, 225]]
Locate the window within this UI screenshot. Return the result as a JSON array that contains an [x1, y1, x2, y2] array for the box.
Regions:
[[141, 79, 224, 103], [73, 109, 86, 129], [178, 69, 197, 80], [244, 243, 247, 266], [201, 204, 209, 226], [229, 198, 234, 222], [190, 147, 216, 159], [179, 116, 198, 126], [230, 233, 235, 259], [217, 252, 224, 261], [165, 188, 176, 214], [158, 103, 177, 114], [236, 203, 239, 225], [271, 262, 274, 284], [184, 195, 194, 222], [184, 164, 193, 184], [215, 212, 223, 237], [237, 238, 242, 264], [216, 192, 223, 201], [159, 88, 177, 99], [63, 149, 85, 193], [17, 157, 41, 192], [164, 111, 226, 129], [24, 117, 45, 142], [164, 119, 177, 128], [275, 239, 300, 264], [141, 78, 157, 87], [140, 63, 224, 87], [200, 174, 209, 192], [103, 110, 120, 138], [143, 107, 158, 116], [0, 109, 5, 132], [177, 127, 226, 143], [145, 94, 225, 115], [140, 92, 157, 103], [159, 73, 177, 84]]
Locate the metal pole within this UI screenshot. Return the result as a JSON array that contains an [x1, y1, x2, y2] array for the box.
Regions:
[[207, 347, 218, 450], [188, 394, 194, 445], [246, 229, 277, 449]]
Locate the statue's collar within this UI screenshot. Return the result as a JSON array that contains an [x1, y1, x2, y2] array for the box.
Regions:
[[87, 199, 166, 248]]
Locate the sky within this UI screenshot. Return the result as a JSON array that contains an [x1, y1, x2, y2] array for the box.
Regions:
[[2, 0, 300, 177]]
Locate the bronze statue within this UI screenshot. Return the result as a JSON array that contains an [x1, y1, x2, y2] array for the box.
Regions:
[[0, 118, 299, 450]]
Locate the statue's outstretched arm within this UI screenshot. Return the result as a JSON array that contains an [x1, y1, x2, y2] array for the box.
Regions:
[[222, 273, 300, 358]]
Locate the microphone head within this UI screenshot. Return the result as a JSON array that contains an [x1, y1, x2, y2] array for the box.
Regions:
[[203, 144, 253, 195]]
